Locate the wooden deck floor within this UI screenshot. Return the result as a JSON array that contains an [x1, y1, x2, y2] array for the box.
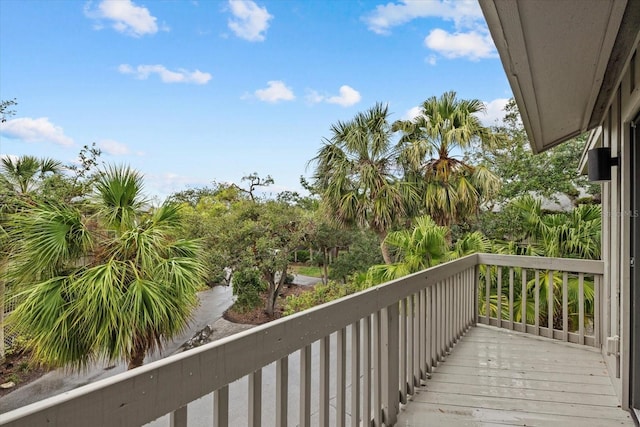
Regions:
[[396, 325, 635, 426]]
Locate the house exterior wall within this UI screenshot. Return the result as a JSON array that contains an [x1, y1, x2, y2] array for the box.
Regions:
[[596, 38, 640, 409]]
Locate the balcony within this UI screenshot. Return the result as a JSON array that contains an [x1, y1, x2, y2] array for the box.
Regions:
[[0, 254, 635, 426]]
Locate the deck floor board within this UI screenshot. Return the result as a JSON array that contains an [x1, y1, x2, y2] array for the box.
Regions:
[[396, 326, 635, 426]]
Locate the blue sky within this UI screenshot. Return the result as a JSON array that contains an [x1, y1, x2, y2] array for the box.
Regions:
[[0, 0, 512, 201]]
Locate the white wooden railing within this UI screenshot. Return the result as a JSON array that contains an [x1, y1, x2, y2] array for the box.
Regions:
[[0, 254, 603, 427], [477, 254, 603, 347]]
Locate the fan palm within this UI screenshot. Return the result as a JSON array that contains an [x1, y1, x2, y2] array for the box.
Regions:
[[0, 155, 62, 195], [393, 91, 502, 227], [310, 103, 417, 264], [6, 165, 205, 370], [367, 215, 448, 284]]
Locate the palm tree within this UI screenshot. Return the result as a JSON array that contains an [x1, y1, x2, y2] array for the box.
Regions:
[[6, 165, 205, 370], [367, 215, 448, 283], [393, 91, 502, 227], [0, 155, 62, 196], [310, 103, 417, 264]]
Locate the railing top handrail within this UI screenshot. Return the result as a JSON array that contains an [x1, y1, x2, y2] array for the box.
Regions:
[[476, 253, 604, 275], [0, 254, 479, 427]]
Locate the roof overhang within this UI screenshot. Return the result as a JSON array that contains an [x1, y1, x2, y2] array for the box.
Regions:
[[480, 0, 639, 153]]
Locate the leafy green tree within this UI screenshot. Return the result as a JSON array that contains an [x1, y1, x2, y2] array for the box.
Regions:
[[310, 103, 417, 263], [393, 91, 502, 227], [6, 165, 205, 370], [231, 200, 307, 316], [328, 229, 384, 284], [473, 99, 598, 207]]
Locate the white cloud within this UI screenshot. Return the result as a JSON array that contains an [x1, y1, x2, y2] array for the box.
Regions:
[[84, 0, 161, 37], [403, 106, 422, 121], [363, 0, 483, 35], [424, 29, 496, 61], [98, 139, 130, 156], [476, 98, 510, 126], [306, 85, 361, 107], [326, 86, 362, 107], [254, 81, 295, 103], [227, 0, 272, 42], [118, 64, 212, 84], [0, 117, 74, 146]]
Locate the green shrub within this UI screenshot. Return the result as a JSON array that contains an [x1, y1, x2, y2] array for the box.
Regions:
[[290, 250, 310, 263], [232, 269, 266, 313], [283, 280, 362, 316]]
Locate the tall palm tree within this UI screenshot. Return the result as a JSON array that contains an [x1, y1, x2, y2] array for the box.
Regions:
[[393, 91, 502, 227], [6, 165, 205, 370], [310, 103, 417, 264], [0, 155, 62, 195]]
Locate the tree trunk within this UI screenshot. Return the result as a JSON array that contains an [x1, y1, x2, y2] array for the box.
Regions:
[[128, 341, 146, 370], [265, 267, 288, 317], [377, 230, 392, 264], [323, 248, 329, 285]]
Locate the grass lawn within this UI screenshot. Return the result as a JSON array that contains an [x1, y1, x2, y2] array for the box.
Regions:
[[290, 264, 324, 278]]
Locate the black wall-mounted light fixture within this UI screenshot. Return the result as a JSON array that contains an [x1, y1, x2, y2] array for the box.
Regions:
[[588, 147, 619, 182]]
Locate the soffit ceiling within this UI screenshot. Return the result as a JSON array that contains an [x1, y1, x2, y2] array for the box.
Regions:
[[479, 0, 631, 153]]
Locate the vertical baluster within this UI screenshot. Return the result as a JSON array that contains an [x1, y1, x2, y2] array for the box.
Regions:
[[412, 294, 420, 387], [419, 289, 427, 380], [214, 386, 229, 427], [474, 265, 480, 324], [594, 275, 601, 347], [509, 268, 514, 330], [399, 298, 407, 403], [438, 282, 445, 362], [454, 274, 459, 339], [426, 287, 433, 374], [521, 269, 527, 332], [382, 305, 399, 426], [497, 266, 502, 328], [319, 336, 330, 427], [485, 266, 491, 325], [563, 272, 569, 342], [579, 273, 585, 345], [445, 278, 451, 350], [548, 271, 554, 336], [363, 316, 371, 427], [300, 344, 312, 427], [407, 296, 414, 395], [170, 406, 187, 427], [248, 370, 262, 427], [351, 320, 361, 427], [373, 311, 382, 425], [534, 270, 540, 335], [337, 328, 346, 427], [276, 357, 288, 427]]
